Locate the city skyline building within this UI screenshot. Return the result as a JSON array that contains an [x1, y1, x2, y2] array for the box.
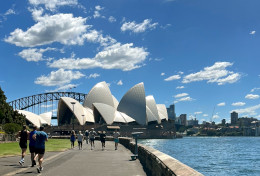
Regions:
[[231, 111, 238, 125], [167, 104, 176, 120]]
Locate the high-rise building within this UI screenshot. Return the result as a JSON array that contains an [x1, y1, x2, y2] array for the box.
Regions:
[[179, 114, 187, 126], [231, 111, 238, 125], [167, 104, 176, 120], [222, 119, 226, 125], [187, 118, 199, 126]]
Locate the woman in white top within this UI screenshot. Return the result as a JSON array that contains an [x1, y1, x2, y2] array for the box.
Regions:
[[113, 130, 120, 150]]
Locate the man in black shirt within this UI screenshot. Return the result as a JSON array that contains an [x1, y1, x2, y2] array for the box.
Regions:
[[17, 125, 29, 166], [100, 131, 106, 150]]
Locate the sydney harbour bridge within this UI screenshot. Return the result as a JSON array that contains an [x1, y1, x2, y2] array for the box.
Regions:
[[8, 92, 87, 119]]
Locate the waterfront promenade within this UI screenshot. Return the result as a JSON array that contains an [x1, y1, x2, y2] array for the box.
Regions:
[[0, 141, 146, 176]]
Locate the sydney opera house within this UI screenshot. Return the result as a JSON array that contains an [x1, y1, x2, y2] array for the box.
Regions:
[[19, 81, 170, 129]]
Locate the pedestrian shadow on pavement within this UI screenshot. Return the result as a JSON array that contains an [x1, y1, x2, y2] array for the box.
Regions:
[[4, 164, 30, 168]]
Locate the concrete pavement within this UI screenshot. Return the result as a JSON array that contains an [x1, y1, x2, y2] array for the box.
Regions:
[[0, 141, 146, 176]]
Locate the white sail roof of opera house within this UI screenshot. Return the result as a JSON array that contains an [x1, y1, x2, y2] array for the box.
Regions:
[[93, 103, 115, 125], [18, 110, 48, 128], [157, 104, 168, 121], [83, 81, 115, 109], [146, 95, 161, 124], [115, 111, 135, 123], [117, 82, 147, 125], [39, 112, 52, 125], [58, 97, 94, 125]]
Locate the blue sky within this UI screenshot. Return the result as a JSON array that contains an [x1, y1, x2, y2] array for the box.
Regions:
[[0, 0, 260, 124]]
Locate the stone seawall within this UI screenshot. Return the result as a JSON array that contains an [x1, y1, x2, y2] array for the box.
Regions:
[[119, 137, 203, 176]]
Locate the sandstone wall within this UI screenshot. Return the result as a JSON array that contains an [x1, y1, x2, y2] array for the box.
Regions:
[[119, 137, 203, 176]]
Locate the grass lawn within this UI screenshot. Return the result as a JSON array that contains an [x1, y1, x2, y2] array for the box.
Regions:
[[0, 139, 71, 157]]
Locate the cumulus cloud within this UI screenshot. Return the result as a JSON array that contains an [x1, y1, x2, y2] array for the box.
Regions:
[[232, 102, 246, 106], [245, 94, 259, 99], [86, 73, 100, 79], [5, 13, 89, 47], [161, 73, 165, 76], [5, 8, 16, 16], [249, 30, 256, 35], [251, 87, 260, 92], [29, 0, 78, 11], [213, 114, 220, 119], [117, 80, 123, 86], [182, 62, 241, 85], [48, 84, 78, 92], [203, 114, 208, 117], [48, 43, 149, 71], [176, 86, 185, 89], [18, 47, 56, 62], [35, 69, 84, 86], [174, 96, 194, 103], [121, 19, 158, 33], [164, 75, 181, 81], [194, 111, 202, 115], [93, 5, 104, 18], [83, 30, 116, 47], [231, 104, 260, 116], [174, 93, 188, 98], [108, 16, 116, 23], [217, 102, 225, 106]]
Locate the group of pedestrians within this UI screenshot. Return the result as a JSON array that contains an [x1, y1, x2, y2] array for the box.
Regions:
[[70, 128, 120, 150], [17, 125, 48, 173]]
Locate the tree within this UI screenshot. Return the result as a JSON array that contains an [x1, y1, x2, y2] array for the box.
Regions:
[[0, 87, 25, 127]]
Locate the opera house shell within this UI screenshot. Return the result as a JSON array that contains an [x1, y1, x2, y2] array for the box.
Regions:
[[57, 81, 168, 126], [19, 81, 168, 127]]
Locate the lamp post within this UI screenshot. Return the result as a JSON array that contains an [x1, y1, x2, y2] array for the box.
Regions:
[[82, 114, 85, 131], [71, 102, 76, 130]]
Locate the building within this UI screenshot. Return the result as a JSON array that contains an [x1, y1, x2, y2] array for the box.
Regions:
[[231, 111, 238, 125], [187, 118, 199, 126], [222, 119, 226, 125], [179, 114, 187, 126], [167, 104, 176, 120]]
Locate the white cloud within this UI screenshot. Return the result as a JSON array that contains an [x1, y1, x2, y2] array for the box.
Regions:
[[48, 43, 149, 71], [161, 73, 165, 76], [5, 9, 16, 16], [18, 47, 56, 62], [83, 30, 116, 47], [108, 16, 116, 23], [174, 96, 194, 103], [203, 114, 208, 117], [41, 104, 53, 108], [213, 114, 220, 119], [164, 75, 181, 81], [174, 93, 188, 98], [245, 94, 259, 99], [176, 86, 185, 89], [5, 13, 89, 47], [249, 30, 256, 35], [217, 102, 225, 107], [251, 88, 260, 92], [117, 80, 123, 86], [29, 0, 78, 11], [194, 111, 203, 115], [86, 73, 100, 79], [182, 62, 241, 85], [232, 102, 246, 106], [121, 19, 158, 33], [35, 69, 84, 86], [231, 104, 260, 116], [93, 5, 104, 18]]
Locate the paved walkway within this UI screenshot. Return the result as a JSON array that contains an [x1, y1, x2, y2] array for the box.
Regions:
[[0, 141, 146, 176]]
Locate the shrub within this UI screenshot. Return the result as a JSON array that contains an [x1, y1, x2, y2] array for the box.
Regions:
[[3, 123, 21, 134]]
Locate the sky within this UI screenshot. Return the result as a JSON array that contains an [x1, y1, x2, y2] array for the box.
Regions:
[[0, 0, 260, 124]]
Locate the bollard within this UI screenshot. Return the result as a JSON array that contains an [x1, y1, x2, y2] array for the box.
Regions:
[[131, 132, 143, 160]]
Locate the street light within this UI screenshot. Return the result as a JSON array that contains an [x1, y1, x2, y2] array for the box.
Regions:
[[82, 114, 85, 131], [71, 102, 76, 130]]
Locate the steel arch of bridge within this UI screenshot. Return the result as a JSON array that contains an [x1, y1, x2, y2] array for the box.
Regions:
[[8, 92, 87, 110]]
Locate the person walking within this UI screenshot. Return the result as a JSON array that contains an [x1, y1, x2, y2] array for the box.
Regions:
[[100, 131, 106, 150], [70, 130, 76, 148], [29, 126, 37, 167], [33, 126, 48, 173], [113, 130, 120, 150], [85, 130, 89, 144], [17, 125, 29, 166], [77, 131, 84, 150], [89, 128, 97, 150]]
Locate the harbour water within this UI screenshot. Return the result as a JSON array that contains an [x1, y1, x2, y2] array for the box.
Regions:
[[139, 137, 260, 176]]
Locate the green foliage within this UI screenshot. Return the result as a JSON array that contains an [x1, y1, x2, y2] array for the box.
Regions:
[[3, 123, 21, 134], [187, 130, 196, 136], [0, 87, 25, 126]]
